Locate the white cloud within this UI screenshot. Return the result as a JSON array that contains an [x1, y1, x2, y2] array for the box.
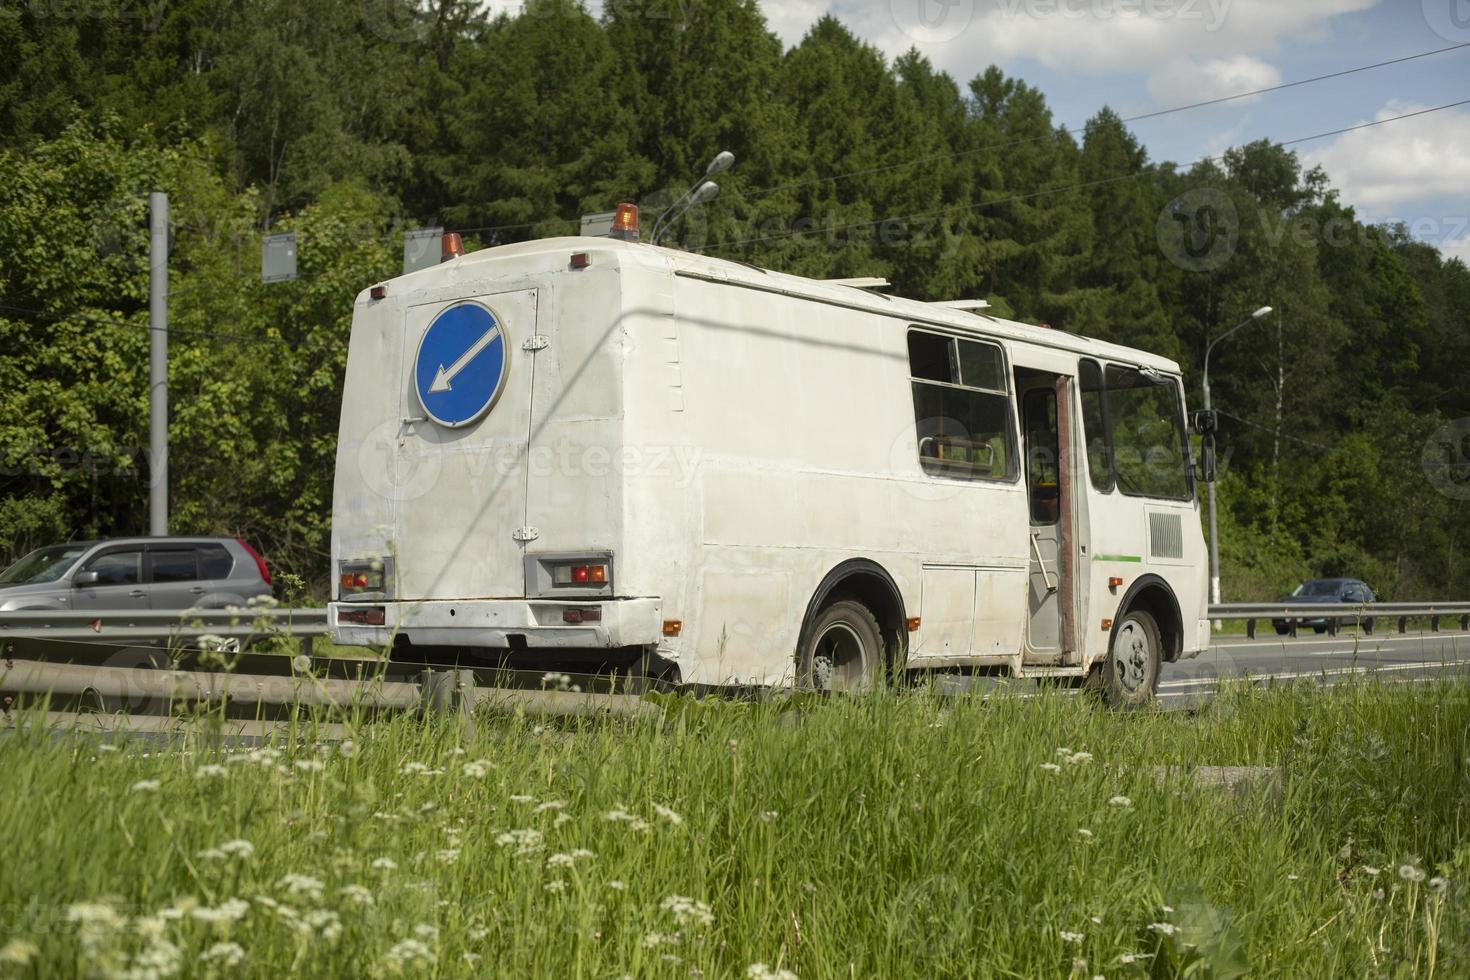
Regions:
[[760, 0, 835, 46], [1305, 100, 1470, 213], [1442, 236, 1470, 267], [1146, 55, 1282, 106], [759, 0, 1377, 94]]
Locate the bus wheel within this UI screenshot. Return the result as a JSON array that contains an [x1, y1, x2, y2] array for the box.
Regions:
[[800, 600, 881, 693], [1093, 609, 1161, 710]]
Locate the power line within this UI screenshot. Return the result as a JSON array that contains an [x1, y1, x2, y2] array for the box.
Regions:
[[1218, 410, 1336, 452], [709, 97, 1470, 252], [744, 42, 1470, 201]]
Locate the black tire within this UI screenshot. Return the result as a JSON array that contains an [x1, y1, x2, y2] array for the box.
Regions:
[[1090, 609, 1162, 710], [1274, 624, 1290, 636], [1313, 625, 1328, 635], [1363, 618, 1375, 636], [798, 599, 882, 693]]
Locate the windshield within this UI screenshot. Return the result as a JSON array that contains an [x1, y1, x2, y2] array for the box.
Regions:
[[0, 545, 87, 586], [1292, 580, 1342, 597]]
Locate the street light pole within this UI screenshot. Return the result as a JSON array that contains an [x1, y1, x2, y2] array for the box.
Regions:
[[1202, 305, 1273, 609], [149, 191, 169, 537]]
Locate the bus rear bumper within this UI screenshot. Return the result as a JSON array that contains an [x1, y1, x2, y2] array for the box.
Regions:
[[329, 598, 663, 650]]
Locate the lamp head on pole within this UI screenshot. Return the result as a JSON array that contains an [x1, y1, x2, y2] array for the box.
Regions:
[[1252, 306, 1273, 320]]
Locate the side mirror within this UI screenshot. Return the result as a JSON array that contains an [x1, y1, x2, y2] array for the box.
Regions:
[[73, 570, 100, 587], [1191, 409, 1219, 435], [1197, 434, 1218, 484]]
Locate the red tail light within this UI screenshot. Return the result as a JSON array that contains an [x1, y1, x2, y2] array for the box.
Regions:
[[237, 538, 271, 586]]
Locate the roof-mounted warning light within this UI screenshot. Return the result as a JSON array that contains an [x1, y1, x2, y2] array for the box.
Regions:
[[610, 204, 640, 243], [441, 232, 464, 263]]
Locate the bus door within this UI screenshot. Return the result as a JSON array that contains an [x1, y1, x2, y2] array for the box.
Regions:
[[1016, 368, 1082, 665]]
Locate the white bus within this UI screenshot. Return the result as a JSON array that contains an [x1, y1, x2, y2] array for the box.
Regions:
[[330, 219, 1212, 706]]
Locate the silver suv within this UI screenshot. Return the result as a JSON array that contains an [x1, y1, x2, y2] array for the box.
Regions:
[[0, 538, 273, 612]]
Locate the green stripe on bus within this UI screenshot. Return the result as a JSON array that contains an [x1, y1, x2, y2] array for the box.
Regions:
[[1095, 554, 1144, 563]]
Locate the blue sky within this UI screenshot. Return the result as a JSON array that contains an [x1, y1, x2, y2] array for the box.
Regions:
[[754, 0, 1470, 262]]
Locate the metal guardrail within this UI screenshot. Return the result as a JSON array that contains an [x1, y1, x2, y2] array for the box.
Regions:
[[1209, 602, 1470, 639], [0, 635, 655, 735], [0, 607, 329, 645]]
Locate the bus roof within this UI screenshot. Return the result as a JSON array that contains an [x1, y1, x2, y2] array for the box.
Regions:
[[388, 235, 1185, 376]]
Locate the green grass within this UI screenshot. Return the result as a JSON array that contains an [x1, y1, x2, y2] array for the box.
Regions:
[[1, 679, 1468, 978]]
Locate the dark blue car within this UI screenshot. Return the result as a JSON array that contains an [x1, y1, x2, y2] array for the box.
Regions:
[[1273, 578, 1378, 635]]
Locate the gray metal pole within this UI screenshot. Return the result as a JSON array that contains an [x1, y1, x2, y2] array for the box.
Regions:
[[149, 192, 168, 536], [1203, 377, 1220, 608]]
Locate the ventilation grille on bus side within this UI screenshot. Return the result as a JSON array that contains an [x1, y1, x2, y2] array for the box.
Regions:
[[1148, 512, 1184, 560]]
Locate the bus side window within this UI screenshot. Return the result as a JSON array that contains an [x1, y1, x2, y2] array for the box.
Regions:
[[1080, 359, 1114, 493], [907, 330, 1016, 483]]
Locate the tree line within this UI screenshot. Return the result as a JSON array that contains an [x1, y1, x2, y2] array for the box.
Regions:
[[1, 0, 1466, 599]]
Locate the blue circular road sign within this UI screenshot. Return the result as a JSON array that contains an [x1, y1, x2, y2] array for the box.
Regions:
[[414, 302, 511, 428]]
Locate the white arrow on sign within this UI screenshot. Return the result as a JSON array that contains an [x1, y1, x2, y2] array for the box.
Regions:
[[428, 325, 502, 394]]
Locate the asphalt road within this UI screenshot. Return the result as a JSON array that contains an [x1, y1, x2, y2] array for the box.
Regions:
[[1159, 628, 1470, 707]]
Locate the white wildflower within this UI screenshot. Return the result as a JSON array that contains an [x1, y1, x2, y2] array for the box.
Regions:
[[643, 932, 675, 949], [0, 940, 39, 965], [413, 924, 439, 942], [1066, 751, 1094, 766], [1362, 866, 1381, 876], [761, 811, 779, 823], [509, 794, 535, 804], [541, 672, 573, 689], [1061, 931, 1084, 943], [400, 762, 443, 776], [1287, 874, 1300, 882], [547, 853, 576, 869], [308, 909, 343, 943], [198, 848, 227, 861], [1147, 922, 1177, 936], [277, 873, 325, 902], [67, 902, 125, 931], [652, 803, 684, 826], [131, 779, 161, 793], [131, 937, 182, 976], [382, 938, 435, 971], [191, 898, 250, 925], [292, 654, 311, 672], [1108, 796, 1132, 808], [294, 759, 325, 773], [340, 884, 374, 906], [216, 839, 254, 859], [436, 849, 460, 865], [195, 764, 228, 779], [372, 857, 398, 871], [1430, 877, 1449, 894], [609, 881, 627, 891], [495, 829, 544, 856], [747, 965, 799, 980], [1119, 953, 1152, 964], [661, 895, 715, 928], [1076, 828, 1094, 839], [200, 942, 245, 967], [338, 740, 356, 758], [533, 800, 566, 814], [545, 880, 567, 894], [1400, 865, 1427, 883], [462, 760, 491, 779], [1039, 763, 1062, 774]]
